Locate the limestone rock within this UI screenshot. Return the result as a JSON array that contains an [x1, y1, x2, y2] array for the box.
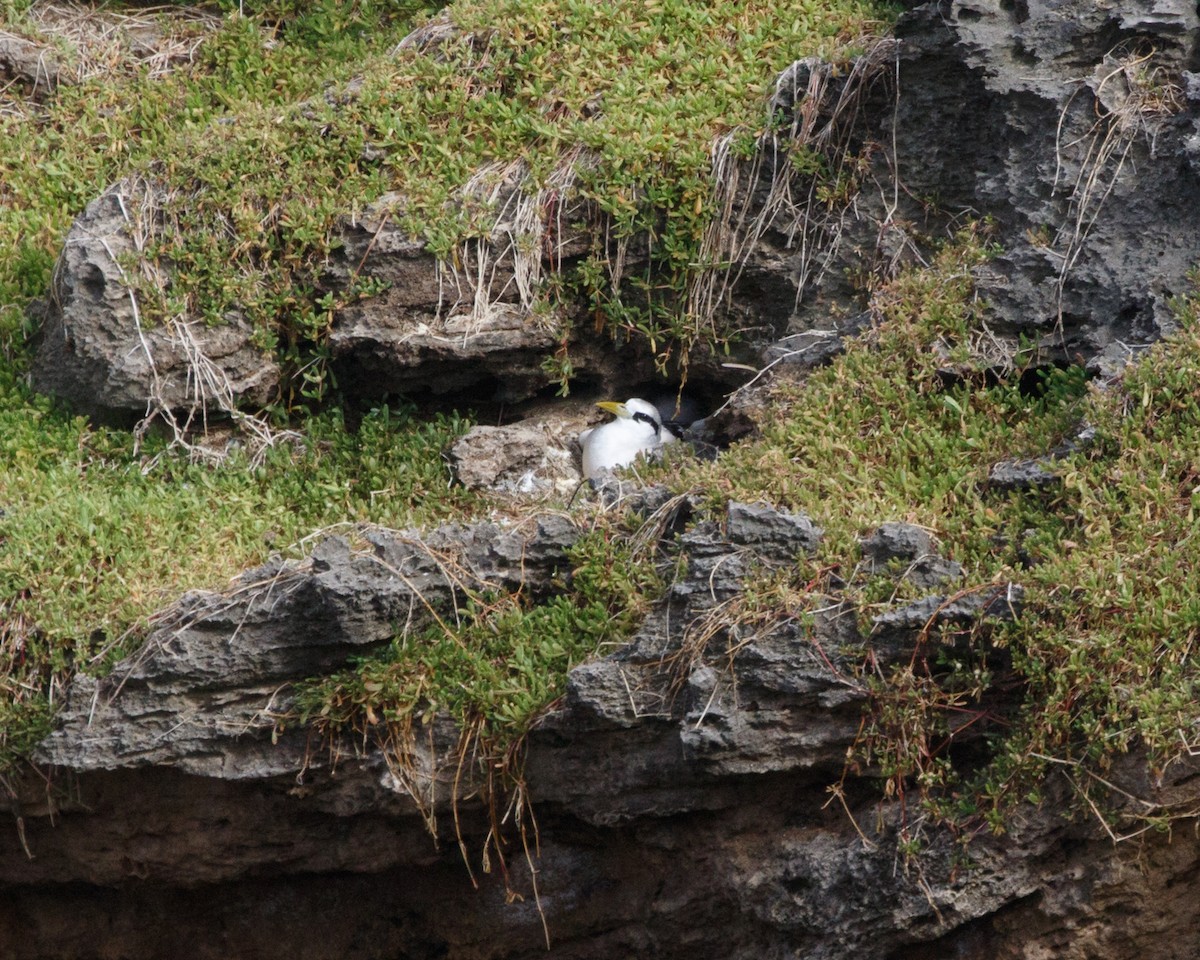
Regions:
[[322, 192, 663, 406], [889, 0, 1200, 368], [762, 312, 873, 371], [34, 517, 579, 780], [6, 495, 1196, 960], [861, 522, 934, 564], [29, 180, 280, 423], [725, 500, 823, 559], [871, 582, 1025, 638], [0, 33, 60, 98], [861, 521, 964, 589], [989, 457, 1061, 492], [746, 0, 1200, 377], [448, 420, 582, 496]]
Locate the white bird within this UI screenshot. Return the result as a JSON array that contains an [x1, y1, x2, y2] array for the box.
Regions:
[[579, 397, 675, 480]]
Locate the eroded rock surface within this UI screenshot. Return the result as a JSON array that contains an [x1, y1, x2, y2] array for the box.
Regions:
[[892, 0, 1200, 370], [0, 33, 60, 98], [323, 192, 666, 406], [29, 180, 280, 424], [448, 419, 583, 496], [28, 1, 1200, 420], [35, 515, 579, 781], [7, 499, 1199, 960], [743, 0, 1200, 378]]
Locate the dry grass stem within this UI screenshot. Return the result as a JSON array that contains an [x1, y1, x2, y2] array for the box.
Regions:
[[1051, 46, 1184, 334], [17, 2, 220, 84]]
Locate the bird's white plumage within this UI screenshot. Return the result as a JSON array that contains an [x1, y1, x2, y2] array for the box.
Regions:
[[580, 398, 667, 479]]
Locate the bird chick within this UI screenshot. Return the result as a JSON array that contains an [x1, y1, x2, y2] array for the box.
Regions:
[[579, 398, 672, 480]]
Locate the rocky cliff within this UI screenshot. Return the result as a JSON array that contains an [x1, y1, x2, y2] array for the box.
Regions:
[[6, 497, 1199, 960], [8, 2, 1200, 959]]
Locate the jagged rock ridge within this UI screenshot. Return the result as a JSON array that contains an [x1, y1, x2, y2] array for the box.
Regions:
[[8, 494, 1200, 959]]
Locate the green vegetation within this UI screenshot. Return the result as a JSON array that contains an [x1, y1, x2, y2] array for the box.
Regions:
[[0, 1, 457, 766], [0, 401, 476, 764], [3, 0, 896, 402], [0, 0, 440, 360], [3, 0, 1194, 857], [677, 227, 1061, 550], [662, 233, 1200, 841], [979, 287, 1200, 835], [293, 524, 660, 779], [0, 0, 897, 776]]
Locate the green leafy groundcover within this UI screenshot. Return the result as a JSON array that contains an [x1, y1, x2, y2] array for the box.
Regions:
[[11, 0, 1195, 849], [0, 0, 898, 771], [0, 401, 475, 763], [669, 237, 1200, 839], [0, 0, 464, 767], [67, 0, 898, 398], [302, 227, 1200, 844], [293, 527, 661, 757]]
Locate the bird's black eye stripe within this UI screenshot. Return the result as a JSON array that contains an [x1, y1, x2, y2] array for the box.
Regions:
[[632, 411, 661, 436]]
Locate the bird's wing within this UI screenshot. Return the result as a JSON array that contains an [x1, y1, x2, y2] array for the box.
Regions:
[[661, 420, 685, 442]]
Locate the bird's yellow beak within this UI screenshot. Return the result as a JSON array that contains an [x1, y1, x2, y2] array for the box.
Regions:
[[595, 401, 627, 417]]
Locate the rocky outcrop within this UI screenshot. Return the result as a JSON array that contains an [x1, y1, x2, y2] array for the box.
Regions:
[[733, 0, 1200, 380], [860, 521, 965, 589], [448, 419, 584, 496], [34, 515, 579, 781], [0, 33, 60, 99], [7, 494, 1198, 960], [29, 180, 280, 424], [321, 191, 686, 407], [27, 178, 751, 423], [12, 3, 1200, 958], [891, 0, 1200, 372], [26, 2, 1200, 420]]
